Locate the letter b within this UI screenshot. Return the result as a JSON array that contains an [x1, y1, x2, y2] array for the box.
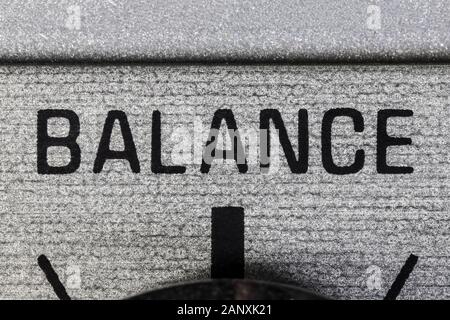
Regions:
[[37, 109, 81, 174]]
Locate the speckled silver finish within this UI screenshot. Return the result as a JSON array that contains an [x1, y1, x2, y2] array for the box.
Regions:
[[0, 0, 448, 61], [0, 64, 448, 299]]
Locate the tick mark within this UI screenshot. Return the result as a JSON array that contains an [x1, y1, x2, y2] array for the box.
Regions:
[[384, 254, 418, 300], [211, 207, 245, 279], [37, 254, 71, 300]]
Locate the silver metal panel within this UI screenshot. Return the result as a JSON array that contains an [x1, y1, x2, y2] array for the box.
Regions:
[[0, 64, 447, 299], [0, 0, 448, 61]]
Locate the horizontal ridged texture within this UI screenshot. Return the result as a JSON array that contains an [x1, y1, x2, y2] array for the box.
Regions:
[[0, 65, 448, 299]]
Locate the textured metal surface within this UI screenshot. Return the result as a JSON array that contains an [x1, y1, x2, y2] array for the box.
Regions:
[[0, 64, 448, 299], [0, 0, 448, 61]]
